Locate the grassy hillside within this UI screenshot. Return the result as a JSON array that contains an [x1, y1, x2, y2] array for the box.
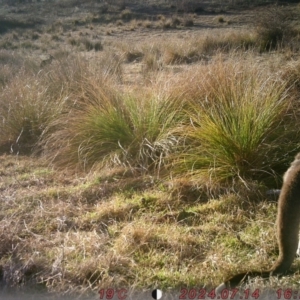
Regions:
[[0, 0, 300, 298]]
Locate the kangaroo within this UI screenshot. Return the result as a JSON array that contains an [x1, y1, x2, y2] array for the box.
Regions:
[[216, 153, 300, 292]]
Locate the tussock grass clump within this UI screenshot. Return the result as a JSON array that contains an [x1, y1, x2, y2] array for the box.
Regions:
[[282, 60, 300, 96], [0, 55, 94, 154], [201, 30, 256, 54], [0, 50, 26, 87], [68, 37, 103, 51], [163, 48, 187, 65], [119, 31, 256, 70], [124, 50, 143, 63], [0, 73, 65, 154], [182, 15, 194, 27], [120, 9, 133, 20], [157, 15, 190, 29], [142, 47, 162, 73], [142, 20, 152, 28], [172, 58, 298, 185], [80, 37, 103, 51], [255, 6, 297, 51], [95, 51, 123, 82], [40, 78, 182, 173]]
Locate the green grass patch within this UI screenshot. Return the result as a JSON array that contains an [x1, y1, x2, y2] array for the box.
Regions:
[[40, 78, 182, 173], [172, 58, 299, 186]]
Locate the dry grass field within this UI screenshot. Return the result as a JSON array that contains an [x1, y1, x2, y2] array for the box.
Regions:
[[1, 0, 300, 299]]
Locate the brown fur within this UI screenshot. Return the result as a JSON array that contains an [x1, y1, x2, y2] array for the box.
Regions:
[[217, 153, 300, 290]]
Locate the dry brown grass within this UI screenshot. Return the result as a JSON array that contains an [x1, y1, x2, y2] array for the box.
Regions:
[[0, 2, 300, 298], [1, 153, 298, 296]]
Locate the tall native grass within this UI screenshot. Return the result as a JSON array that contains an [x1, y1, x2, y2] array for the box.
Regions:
[[171, 58, 300, 186], [0, 55, 124, 155], [0, 55, 90, 154], [2, 52, 300, 186], [40, 77, 183, 173], [0, 71, 65, 154]]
